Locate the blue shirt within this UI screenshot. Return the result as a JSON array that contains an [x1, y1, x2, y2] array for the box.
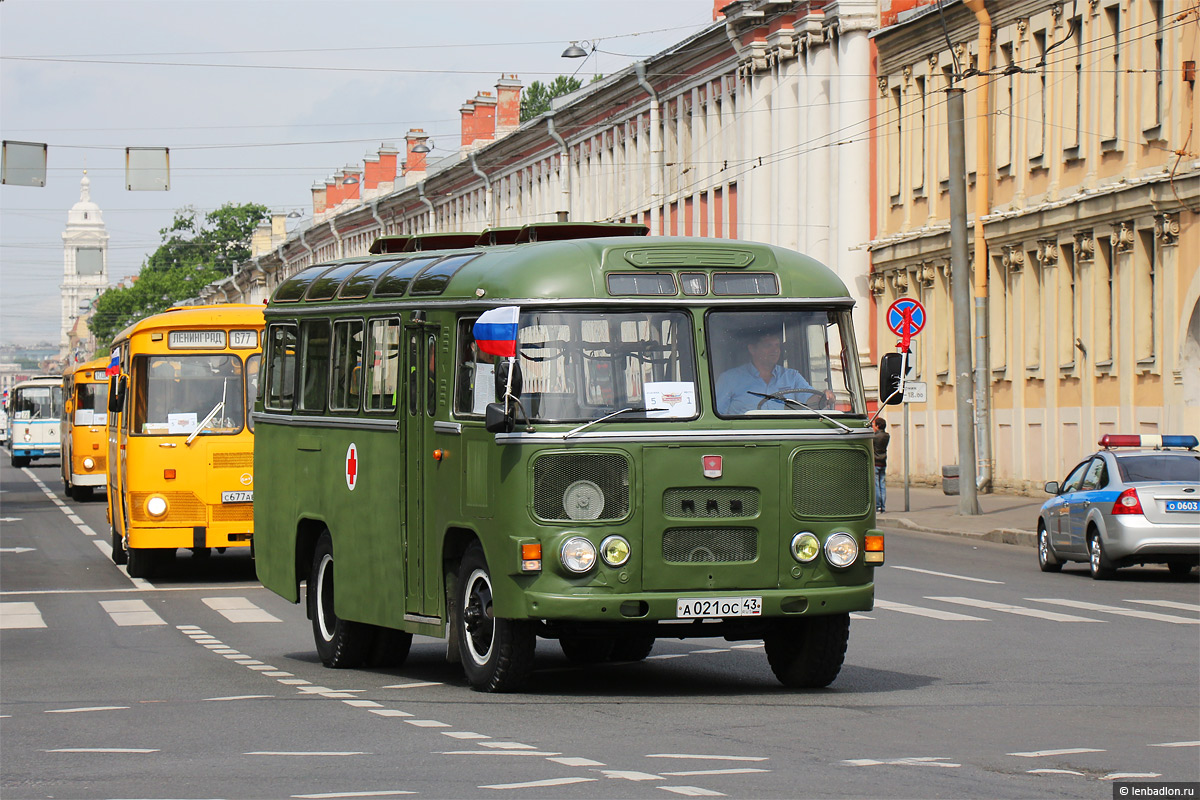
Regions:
[[715, 363, 815, 415]]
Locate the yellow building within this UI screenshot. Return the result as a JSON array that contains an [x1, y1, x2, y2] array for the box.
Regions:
[[869, 0, 1200, 491]]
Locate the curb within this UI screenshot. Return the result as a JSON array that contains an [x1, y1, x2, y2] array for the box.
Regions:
[[883, 517, 1037, 548]]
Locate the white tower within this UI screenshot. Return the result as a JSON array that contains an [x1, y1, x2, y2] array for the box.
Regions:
[[61, 172, 109, 356]]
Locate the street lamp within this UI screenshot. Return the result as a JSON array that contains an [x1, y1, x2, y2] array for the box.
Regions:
[[561, 41, 590, 58]]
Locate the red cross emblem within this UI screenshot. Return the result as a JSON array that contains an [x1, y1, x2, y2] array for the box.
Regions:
[[345, 443, 359, 491]]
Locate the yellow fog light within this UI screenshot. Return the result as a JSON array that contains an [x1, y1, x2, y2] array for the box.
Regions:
[[790, 532, 820, 563], [600, 535, 630, 567], [82, 457, 95, 470], [145, 495, 168, 518], [824, 532, 859, 568], [560, 536, 597, 574]]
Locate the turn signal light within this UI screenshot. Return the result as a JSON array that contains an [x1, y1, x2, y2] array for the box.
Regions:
[[864, 534, 885, 565], [521, 543, 542, 573], [432, 449, 444, 461], [164, 469, 176, 480]]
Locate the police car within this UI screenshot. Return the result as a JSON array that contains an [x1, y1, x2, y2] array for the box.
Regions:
[[1038, 435, 1200, 579]]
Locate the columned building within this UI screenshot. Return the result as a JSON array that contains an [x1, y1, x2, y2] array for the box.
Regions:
[[60, 172, 109, 361]]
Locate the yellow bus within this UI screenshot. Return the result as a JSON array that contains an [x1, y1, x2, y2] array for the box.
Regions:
[[106, 304, 263, 578], [61, 356, 110, 501]]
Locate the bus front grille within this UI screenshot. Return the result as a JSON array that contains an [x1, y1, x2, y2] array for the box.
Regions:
[[213, 451, 254, 469], [792, 449, 871, 518], [663, 487, 759, 518], [212, 504, 254, 522], [663, 527, 757, 563], [130, 492, 206, 524], [532, 453, 629, 521]]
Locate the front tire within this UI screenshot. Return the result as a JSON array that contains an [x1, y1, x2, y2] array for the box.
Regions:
[[1037, 525, 1062, 573], [111, 528, 127, 565], [1088, 533, 1116, 580], [308, 533, 375, 668], [764, 613, 850, 689], [610, 635, 655, 662], [559, 637, 614, 664], [457, 542, 535, 692]]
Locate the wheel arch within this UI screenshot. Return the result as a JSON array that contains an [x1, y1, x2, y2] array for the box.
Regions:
[[296, 517, 328, 611]]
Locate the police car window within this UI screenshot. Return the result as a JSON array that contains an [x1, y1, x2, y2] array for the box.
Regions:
[[1081, 458, 1107, 490], [1060, 461, 1089, 493], [1117, 453, 1200, 482]]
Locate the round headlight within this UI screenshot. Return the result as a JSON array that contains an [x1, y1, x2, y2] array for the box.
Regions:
[[560, 536, 597, 574], [824, 532, 859, 568], [600, 535, 631, 567], [790, 532, 820, 563], [24, 432, 32, 442], [563, 480, 604, 521], [145, 495, 168, 518], [83, 457, 95, 470]]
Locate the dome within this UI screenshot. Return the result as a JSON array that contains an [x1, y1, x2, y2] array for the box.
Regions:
[[67, 172, 105, 228]]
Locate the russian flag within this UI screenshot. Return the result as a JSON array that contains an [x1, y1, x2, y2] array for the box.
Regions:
[[473, 306, 520, 359], [106, 349, 121, 377]]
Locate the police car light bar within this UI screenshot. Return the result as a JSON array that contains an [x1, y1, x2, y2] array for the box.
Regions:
[[1099, 434, 1199, 449]]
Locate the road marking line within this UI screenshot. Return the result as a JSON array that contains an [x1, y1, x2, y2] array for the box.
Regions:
[[222, 654, 249, 660], [202, 596, 281, 623], [729, 643, 763, 649], [647, 654, 688, 660], [439, 750, 561, 756], [599, 770, 662, 781], [689, 648, 730, 654], [442, 731, 488, 739], [369, 709, 414, 718], [1007, 748, 1104, 758], [99, 599, 166, 626], [1102, 773, 1161, 781], [929, 597, 1100, 623], [1028, 598, 1200, 624], [480, 777, 596, 790], [292, 792, 417, 798], [659, 787, 726, 797], [278, 678, 310, 684], [843, 757, 960, 767], [381, 681, 442, 689], [203, 644, 226, 649], [77, 523, 97, 536], [479, 742, 538, 749], [45, 706, 129, 714], [235, 659, 264, 665], [1027, 769, 1085, 776], [874, 599, 987, 621], [1148, 741, 1200, 748], [204, 695, 272, 702], [661, 768, 770, 776], [46, 747, 157, 753], [66, 513, 83, 525], [247, 665, 277, 671], [548, 756, 606, 766], [3, 585, 272, 596], [647, 754, 768, 762], [343, 700, 383, 708], [212, 648, 240, 654], [247, 751, 368, 756], [849, 613, 874, 619], [891, 565, 1004, 584], [263, 671, 293, 677], [0, 601, 47, 629], [1127, 600, 1200, 613], [404, 719, 451, 728]]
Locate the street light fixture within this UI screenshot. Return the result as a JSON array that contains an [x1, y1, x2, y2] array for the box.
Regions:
[[561, 41, 589, 58], [411, 140, 433, 154]]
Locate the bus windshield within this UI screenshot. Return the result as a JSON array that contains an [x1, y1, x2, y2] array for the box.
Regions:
[[13, 386, 63, 420], [131, 355, 248, 436], [74, 382, 109, 425], [708, 309, 865, 417], [505, 310, 697, 422]]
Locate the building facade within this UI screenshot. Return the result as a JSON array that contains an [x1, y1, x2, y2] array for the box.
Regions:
[[60, 172, 109, 362], [870, 0, 1200, 490]]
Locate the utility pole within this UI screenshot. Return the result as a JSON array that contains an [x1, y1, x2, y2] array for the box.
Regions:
[[946, 86, 981, 515]]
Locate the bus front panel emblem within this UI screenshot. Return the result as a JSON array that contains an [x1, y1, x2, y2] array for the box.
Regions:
[[702, 455, 722, 479]]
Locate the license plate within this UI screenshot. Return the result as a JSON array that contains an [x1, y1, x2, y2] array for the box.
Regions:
[[221, 491, 253, 503], [676, 596, 762, 618], [1165, 500, 1198, 513]]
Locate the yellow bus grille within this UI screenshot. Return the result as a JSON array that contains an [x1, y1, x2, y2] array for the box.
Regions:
[[212, 504, 254, 522], [213, 451, 253, 469], [131, 492, 206, 524]]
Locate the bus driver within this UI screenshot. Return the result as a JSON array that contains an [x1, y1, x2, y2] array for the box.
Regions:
[[715, 329, 826, 415]]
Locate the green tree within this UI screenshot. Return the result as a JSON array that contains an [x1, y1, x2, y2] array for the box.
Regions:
[[520, 75, 586, 122], [89, 202, 269, 345]]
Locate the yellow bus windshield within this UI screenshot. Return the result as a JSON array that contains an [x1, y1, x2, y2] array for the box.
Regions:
[[131, 354, 249, 436]]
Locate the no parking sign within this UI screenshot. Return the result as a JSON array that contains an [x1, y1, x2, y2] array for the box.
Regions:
[[886, 298, 926, 351]]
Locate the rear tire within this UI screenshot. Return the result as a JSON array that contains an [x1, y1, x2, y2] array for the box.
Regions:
[[1037, 525, 1062, 573], [11, 455, 30, 468], [69, 485, 92, 502], [1167, 561, 1196, 577], [308, 533, 375, 668], [610, 635, 655, 662], [764, 613, 850, 689], [1088, 533, 1116, 580], [111, 528, 127, 566], [559, 637, 614, 664], [457, 542, 535, 692]]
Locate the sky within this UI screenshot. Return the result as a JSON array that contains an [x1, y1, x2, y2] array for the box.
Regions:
[[0, 0, 717, 346]]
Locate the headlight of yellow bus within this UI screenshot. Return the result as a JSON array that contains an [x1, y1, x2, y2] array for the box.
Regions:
[[560, 536, 597, 574], [824, 532, 859, 568], [83, 457, 95, 470], [145, 495, 168, 518]]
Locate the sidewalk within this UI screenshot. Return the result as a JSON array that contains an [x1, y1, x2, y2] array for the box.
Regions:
[[877, 482, 1043, 548]]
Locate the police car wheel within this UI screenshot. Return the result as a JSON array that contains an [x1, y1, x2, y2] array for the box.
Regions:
[[1088, 533, 1116, 580], [308, 532, 375, 668], [457, 542, 535, 693], [1037, 525, 1062, 573]]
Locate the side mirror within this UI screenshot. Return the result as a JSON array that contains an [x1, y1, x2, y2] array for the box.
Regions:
[[484, 402, 515, 433], [1044, 481, 1060, 495], [493, 359, 523, 400], [879, 353, 906, 406], [107, 375, 126, 413]]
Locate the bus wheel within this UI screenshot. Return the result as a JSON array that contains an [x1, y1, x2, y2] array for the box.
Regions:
[[764, 613, 850, 689], [111, 529, 127, 566], [69, 485, 92, 502], [11, 455, 29, 468], [308, 533, 374, 669], [369, 627, 414, 668], [127, 547, 156, 579], [559, 637, 614, 664], [610, 635, 655, 662], [457, 542, 535, 692]]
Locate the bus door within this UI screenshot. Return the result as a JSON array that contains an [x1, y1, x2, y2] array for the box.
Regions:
[[402, 314, 440, 618]]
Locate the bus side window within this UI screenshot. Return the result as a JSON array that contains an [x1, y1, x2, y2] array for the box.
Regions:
[[330, 319, 364, 412], [453, 318, 494, 417], [426, 331, 438, 417], [265, 324, 298, 412], [298, 320, 331, 412], [365, 318, 400, 413]]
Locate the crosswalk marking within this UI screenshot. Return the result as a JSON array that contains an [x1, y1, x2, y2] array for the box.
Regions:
[[1127, 600, 1200, 613], [928, 597, 1101, 623], [874, 599, 987, 621], [1028, 599, 1200, 625], [1008, 747, 1104, 757], [202, 596, 281, 623], [0, 601, 47, 629], [99, 599, 166, 626]]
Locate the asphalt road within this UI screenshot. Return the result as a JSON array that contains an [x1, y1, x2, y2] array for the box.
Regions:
[[2, 455, 1197, 800]]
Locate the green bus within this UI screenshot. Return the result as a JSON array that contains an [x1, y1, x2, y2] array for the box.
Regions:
[[254, 223, 885, 692]]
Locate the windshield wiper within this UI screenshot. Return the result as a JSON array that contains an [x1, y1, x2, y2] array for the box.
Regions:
[[187, 377, 229, 446], [746, 391, 855, 434], [563, 406, 666, 439]]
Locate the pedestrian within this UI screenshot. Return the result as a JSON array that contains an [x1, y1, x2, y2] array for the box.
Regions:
[[873, 417, 890, 514]]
